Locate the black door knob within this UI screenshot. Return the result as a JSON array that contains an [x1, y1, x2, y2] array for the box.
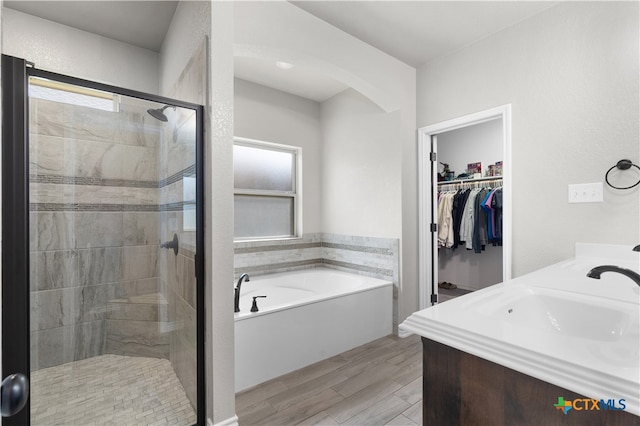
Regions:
[[1, 373, 29, 417]]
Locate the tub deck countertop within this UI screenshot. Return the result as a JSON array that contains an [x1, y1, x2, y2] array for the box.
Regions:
[[400, 243, 640, 417]]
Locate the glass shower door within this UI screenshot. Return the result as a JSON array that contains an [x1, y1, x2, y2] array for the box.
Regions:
[[2, 56, 203, 425]]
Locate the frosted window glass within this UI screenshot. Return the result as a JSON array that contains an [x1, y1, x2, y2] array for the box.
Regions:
[[29, 79, 114, 111], [183, 204, 196, 231], [234, 145, 293, 191], [183, 176, 196, 202], [234, 195, 294, 238]]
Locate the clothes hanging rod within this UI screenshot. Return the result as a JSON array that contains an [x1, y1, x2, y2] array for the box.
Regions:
[[437, 176, 503, 185]]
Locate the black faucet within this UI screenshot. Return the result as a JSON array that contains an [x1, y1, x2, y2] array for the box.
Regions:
[[587, 265, 640, 286], [234, 273, 250, 312], [251, 296, 267, 312], [633, 245, 640, 252]]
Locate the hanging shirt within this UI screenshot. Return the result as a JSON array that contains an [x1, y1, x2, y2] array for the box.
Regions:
[[460, 188, 481, 250], [481, 189, 496, 243], [451, 189, 471, 250], [492, 188, 503, 244], [472, 188, 489, 253], [437, 191, 455, 248]]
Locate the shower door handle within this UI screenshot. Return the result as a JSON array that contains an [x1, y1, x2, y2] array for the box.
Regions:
[[1, 373, 29, 417]]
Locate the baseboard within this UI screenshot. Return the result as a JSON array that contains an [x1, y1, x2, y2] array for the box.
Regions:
[[208, 415, 239, 426]]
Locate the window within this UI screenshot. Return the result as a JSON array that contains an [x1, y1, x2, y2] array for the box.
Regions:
[[233, 137, 301, 240], [29, 77, 118, 111], [183, 176, 196, 231]]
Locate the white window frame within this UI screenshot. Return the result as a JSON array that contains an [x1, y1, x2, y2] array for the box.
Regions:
[[233, 136, 303, 241]]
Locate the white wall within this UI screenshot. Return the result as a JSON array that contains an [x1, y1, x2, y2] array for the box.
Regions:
[[234, 78, 322, 234], [234, 78, 404, 240], [2, 7, 158, 94], [208, 2, 236, 423], [321, 89, 402, 238], [159, 1, 210, 97], [439, 247, 503, 291], [437, 118, 502, 178], [417, 1, 640, 278]]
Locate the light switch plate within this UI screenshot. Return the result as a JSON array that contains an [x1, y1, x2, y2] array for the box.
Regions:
[[568, 182, 603, 203]]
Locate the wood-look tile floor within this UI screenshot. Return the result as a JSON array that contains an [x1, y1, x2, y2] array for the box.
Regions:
[[236, 334, 423, 426]]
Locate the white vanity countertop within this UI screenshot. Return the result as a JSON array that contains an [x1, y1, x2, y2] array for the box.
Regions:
[[399, 243, 640, 416]]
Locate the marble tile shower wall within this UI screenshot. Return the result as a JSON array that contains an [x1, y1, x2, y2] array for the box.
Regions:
[[234, 233, 399, 329], [160, 242, 197, 409], [29, 97, 164, 370], [159, 41, 206, 410], [157, 110, 198, 406]]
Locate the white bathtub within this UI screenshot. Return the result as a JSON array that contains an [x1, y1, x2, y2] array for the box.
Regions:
[[234, 268, 393, 392], [400, 243, 640, 416]]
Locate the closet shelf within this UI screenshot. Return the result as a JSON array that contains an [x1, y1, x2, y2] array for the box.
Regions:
[[438, 176, 503, 185]]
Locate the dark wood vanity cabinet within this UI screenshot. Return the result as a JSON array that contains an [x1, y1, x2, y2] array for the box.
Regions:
[[422, 338, 639, 425]]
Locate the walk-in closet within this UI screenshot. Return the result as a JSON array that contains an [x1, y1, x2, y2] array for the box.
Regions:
[[435, 118, 504, 301]]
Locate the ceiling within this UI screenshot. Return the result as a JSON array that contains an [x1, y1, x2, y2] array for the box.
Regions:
[[3, 1, 559, 101], [4, 1, 178, 52], [234, 56, 349, 103], [292, 1, 558, 68]]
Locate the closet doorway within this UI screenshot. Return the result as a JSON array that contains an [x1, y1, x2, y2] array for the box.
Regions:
[[417, 105, 512, 309]]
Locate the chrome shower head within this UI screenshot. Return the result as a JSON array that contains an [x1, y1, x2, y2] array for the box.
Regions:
[[147, 105, 174, 122]]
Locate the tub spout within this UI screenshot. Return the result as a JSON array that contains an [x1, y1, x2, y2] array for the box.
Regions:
[[586, 265, 640, 286], [235, 273, 250, 312]]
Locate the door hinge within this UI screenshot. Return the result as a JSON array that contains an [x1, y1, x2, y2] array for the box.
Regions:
[[431, 293, 438, 304], [430, 152, 437, 162], [430, 223, 437, 232]]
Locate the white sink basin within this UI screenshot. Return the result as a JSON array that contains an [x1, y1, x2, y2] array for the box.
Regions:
[[478, 290, 636, 342]]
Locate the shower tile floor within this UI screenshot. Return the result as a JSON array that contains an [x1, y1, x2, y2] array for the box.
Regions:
[[30, 354, 196, 426]]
